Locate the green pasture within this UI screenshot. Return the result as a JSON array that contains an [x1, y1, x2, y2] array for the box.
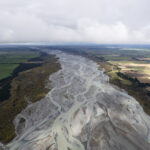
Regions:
[[0, 50, 40, 80]]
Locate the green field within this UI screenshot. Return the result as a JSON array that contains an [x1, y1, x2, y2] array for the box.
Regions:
[[0, 64, 19, 80], [0, 50, 40, 80]]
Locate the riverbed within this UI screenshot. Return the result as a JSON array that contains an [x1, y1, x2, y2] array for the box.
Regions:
[[3, 51, 150, 150]]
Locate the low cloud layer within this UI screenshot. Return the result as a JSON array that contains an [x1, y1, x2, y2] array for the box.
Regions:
[[0, 0, 150, 44]]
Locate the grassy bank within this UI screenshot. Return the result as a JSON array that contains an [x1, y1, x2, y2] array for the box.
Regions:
[[0, 53, 61, 143]]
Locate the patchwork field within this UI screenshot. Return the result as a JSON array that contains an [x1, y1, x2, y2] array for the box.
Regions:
[[109, 61, 150, 84]]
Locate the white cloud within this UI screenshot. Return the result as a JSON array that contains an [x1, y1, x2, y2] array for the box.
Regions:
[[0, 0, 150, 44]]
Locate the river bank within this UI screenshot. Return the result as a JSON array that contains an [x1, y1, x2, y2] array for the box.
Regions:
[[0, 52, 61, 143]]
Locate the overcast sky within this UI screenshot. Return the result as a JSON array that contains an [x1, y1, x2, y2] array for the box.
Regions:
[[0, 0, 150, 44]]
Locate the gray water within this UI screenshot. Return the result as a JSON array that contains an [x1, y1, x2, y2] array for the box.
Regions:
[[2, 51, 150, 150]]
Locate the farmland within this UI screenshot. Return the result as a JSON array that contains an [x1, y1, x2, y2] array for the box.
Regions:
[[0, 48, 40, 80]]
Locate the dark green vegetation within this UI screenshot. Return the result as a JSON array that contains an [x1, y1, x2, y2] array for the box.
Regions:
[[0, 48, 60, 143], [46, 45, 150, 115], [0, 50, 43, 102], [0, 48, 41, 101]]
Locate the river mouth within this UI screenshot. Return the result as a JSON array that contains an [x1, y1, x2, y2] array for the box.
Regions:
[[3, 51, 150, 150]]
